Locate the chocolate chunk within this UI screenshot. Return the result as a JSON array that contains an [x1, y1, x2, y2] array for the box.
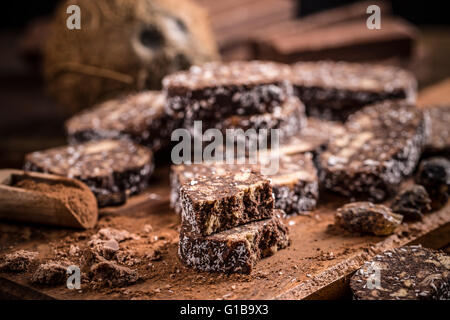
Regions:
[[179, 169, 274, 236], [318, 101, 427, 201], [416, 157, 450, 210], [65, 91, 174, 151], [390, 185, 431, 221], [89, 260, 139, 287], [0, 250, 38, 273], [171, 153, 318, 215], [291, 61, 417, 121], [351, 246, 450, 300], [24, 140, 154, 207], [163, 61, 293, 126], [178, 212, 289, 274], [31, 262, 68, 286], [335, 202, 403, 236], [424, 105, 450, 156]]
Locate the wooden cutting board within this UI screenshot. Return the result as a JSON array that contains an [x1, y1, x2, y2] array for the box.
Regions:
[[1, 82, 449, 300]]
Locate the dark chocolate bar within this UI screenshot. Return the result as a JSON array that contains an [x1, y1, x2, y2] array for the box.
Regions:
[[179, 169, 274, 236], [318, 101, 427, 201], [65, 91, 173, 151], [178, 212, 289, 274], [24, 140, 154, 207], [163, 61, 293, 126], [351, 246, 450, 300], [291, 61, 417, 121]]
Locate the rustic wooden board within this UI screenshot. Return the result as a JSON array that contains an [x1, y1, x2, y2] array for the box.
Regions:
[[1, 84, 450, 300], [0, 168, 449, 300]]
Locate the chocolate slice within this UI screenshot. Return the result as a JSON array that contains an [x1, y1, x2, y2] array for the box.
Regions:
[[179, 169, 274, 236], [178, 212, 289, 274], [24, 140, 154, 207], [171, 153, 318, 215], [424, 105, 450, 157], [318, 101, 427, 201], [65, 91, 173, 151], [335, 202, 403, 236], [218, 96, 306, 144], [163, 61, 293, 126], [274, 117, 346, 156], [291, 61, 417, 121], [350, 246, 450, 300]]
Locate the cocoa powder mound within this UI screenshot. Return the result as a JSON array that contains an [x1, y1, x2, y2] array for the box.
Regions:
[[14, 179, 96, 227]]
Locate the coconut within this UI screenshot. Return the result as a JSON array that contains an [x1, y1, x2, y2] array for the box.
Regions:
[[44, 0, 219, 114]]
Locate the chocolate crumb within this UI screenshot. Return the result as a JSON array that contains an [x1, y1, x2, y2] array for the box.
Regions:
[[31, 262, 68, 286], [0, 250, 38, 273], [391, 185, 432, 221]]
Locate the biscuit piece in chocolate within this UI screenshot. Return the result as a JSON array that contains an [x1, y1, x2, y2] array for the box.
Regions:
[[318, 101, 427, 201], [178, 212, 290, 274], [291, 61, 417, 121], [65, 91, 172, 151], [171, 153, 318, 215], [424, 105, 450, 156], [335, 202, 403, 236], [179, 169, 274, 236], [390, 185, 431, 221], [163, 61, 293, 125], [416, 157, 450, 210], [24, 140, 154, 207], [350, 246, 450, 300]]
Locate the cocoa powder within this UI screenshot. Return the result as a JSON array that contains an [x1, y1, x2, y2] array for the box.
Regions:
[[14, 179, 96, 227]]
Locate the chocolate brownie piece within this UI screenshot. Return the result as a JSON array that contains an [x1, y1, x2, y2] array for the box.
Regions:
[[424, 105, 450, 157], [318, 101, 427, 201], [65, 91, 173, 151], [350, 246, 450, 300], [171, 153, 318, 215], [416, 157, 450, 210], [335, 202, 403, 236], [163, 61, 293, 125], [178, 212, 290, 274], [390, 185, 431, 221], [24, 140, 154, 207], [291, 61, 417, 121], [179, 169, 274, 236]]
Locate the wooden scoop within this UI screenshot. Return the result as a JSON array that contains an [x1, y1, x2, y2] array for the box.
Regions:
[[0, 169, 98, 229]]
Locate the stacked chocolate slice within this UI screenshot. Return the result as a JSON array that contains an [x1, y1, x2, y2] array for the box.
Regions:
[[177, 167, 289, 273]]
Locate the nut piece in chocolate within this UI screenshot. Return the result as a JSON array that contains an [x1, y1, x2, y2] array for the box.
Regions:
[[178, 212, 290, 274], [351, 246, 450, 300], [416, 157, 450, 210], [65, 91, 172, 151], [291, 61, 417, 121], [390, 185, 431, 221], [163, 61, 293, 125], [180, 169, 274, 236], [318, 100, 427, 202], [335, 202, 403, 236], [24, 139, 154, 207]]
